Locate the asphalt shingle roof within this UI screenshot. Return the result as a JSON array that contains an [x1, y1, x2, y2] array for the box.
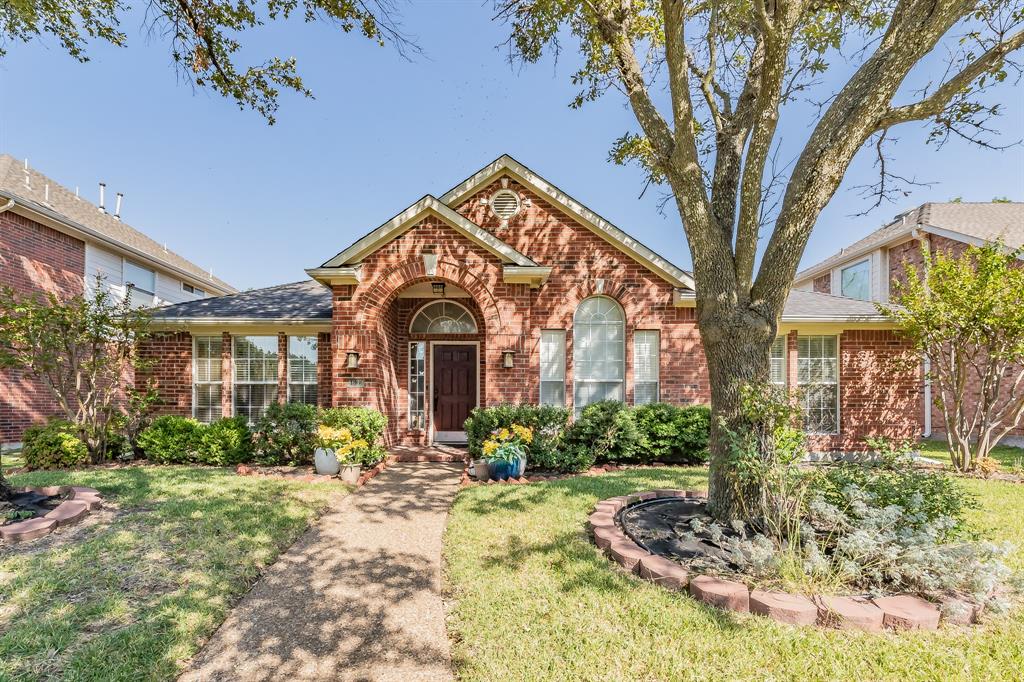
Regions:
[[151, 280, 332, 320], [797, 202, 1024, 280], [0, 154, 236, 293], [781, 289, 887, 320]]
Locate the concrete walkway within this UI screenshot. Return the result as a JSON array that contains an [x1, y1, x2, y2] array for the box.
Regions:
[[180, 461, 463, 682]]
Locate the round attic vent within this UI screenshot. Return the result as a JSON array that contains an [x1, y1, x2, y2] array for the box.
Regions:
[[489, 189, 521, 220]]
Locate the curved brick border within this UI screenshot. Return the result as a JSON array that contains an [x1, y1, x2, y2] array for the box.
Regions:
[[1, 486, 104, 544], [589, 489, 971, 631]]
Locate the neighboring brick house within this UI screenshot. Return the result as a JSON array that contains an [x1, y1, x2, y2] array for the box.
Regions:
[[794, 201, 1024, 445], [0, 155, 236, 447], [144, 156, 924, 452]]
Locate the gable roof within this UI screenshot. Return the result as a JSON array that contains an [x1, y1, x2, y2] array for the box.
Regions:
[[151, 280, 331, 323], [797, 202, 1024, 282], [0, 154, 236, 294], [439, 155, 696, 291], [318, 194, 538, 269], [781, 289, 888, 322]]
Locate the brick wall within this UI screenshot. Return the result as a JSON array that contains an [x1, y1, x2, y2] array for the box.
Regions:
[[137, 332, 193, 416], [0, 211, 85, 443]]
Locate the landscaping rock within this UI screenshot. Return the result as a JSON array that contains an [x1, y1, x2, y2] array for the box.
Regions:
[[939, 597, 981, 626], [0, 517, 57, 543], [44, 500, 90, 527], [606, 540, 649, 572], [689, 575, 750, 613], [749, 590, 818, 625], [872, 595, 941, 631], [637, 554, 689, 590], [814, 596, 884, 632]]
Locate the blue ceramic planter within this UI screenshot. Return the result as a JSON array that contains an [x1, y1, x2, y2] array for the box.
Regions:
[[489, 459, 516, 481]]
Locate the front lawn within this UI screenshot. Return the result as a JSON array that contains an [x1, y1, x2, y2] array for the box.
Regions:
[[444, 468, 1023, 681], [1, 451, 24, 473], [0, 465, 344, 680], [918, 439, 1024, 472]]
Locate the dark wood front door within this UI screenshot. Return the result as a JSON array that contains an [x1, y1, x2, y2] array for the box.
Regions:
[[432, 344, 477, 432]]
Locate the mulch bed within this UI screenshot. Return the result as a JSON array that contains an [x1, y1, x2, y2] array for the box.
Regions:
[[236, 455, 399, 487]]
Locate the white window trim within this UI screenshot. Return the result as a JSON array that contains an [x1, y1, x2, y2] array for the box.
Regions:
[[408, 300, 479, 334], [572, 295, 626, 412], [286, 336, 318, 405], [232, 335, 280, 422], [408, 341, 426, 431], [192, 335, 223, 422], [633, 330, 660, 405], [539, 329, 567, 406], [797, 334, 841, 435]]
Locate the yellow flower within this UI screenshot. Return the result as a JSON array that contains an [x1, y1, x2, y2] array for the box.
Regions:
[[482, 440, 498, 456], [512, 424, 533, 444]]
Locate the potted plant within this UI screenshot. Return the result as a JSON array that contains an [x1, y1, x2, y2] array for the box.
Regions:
[[314, 425, 341, 475], [317, 425, 369, 483], [482, 424, 533, 481]]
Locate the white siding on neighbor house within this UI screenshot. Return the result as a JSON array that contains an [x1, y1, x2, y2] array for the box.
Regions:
[[85, 242, 209, 306]]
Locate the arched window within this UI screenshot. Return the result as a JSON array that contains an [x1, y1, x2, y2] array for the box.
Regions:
[[409, 300, 478, 334], [573, 296, 625, 411]]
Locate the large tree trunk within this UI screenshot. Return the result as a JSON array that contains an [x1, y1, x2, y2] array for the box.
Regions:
[[0, 472, 14, 503], [700, 308, 776, 521]]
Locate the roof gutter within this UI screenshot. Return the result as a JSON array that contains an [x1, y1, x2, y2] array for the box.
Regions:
[[150, 317, 331, 327], [0, 190, 236, 295]]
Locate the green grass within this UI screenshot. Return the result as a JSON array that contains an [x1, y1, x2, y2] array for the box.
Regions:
[[444, 468, 1024, 681], [0, 465, 345, 681], [1, 452, 24, 474], [918, 439, 1024, 472]]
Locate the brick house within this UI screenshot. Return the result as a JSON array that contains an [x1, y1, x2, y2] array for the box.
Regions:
[[143, 156, 924, 452], [794, 201, 1024, 445], [0, 155, 236, 447]]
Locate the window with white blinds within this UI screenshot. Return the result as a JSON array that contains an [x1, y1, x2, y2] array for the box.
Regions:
[[233, 336, 278, 422], [540, 330, 566, 406], [633, 330, 660, 405], [770, 335, 787, 386], [573, 296, 625, 413], [287, 336, 318, 405], [798, 335, 839, 434], [193, 336, 222, 423]]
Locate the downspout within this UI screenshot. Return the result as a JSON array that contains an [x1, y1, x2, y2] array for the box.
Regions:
[[911, 227, 933, 439], [0, 198, 15, 214]]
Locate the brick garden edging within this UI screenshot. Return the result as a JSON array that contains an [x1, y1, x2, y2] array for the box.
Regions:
[[591, 489, 966, 632], [0, 486, 104, 543], [236, 454, 399, 487]]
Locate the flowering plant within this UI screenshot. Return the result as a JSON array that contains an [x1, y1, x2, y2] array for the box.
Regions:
[[481, 424, 533, 463], [317, 425, 369, 465]]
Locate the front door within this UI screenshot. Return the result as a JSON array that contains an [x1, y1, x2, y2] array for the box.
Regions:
[[432, 344, 477, 440]]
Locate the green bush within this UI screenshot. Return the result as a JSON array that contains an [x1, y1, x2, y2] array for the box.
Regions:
[[197, 416, 252, 466], [319, 406, 388, 465], [464, 404, 572, 470], [22, 420, 89, 469], [137, 415, 202, 464], [634, 403, 710, 464], [563, 400, 640, 463], [252, 403, 319, 466]]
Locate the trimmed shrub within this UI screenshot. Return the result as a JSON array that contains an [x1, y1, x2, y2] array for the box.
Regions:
[[319, 407, 388, 465], [197, 416, 252, 466], [137, 415, 202, 464], [563, 400, 640, 463], [252, 403, 319, 466], [22, 420, 89, 469], [465, 404, 572, 470], [634, 403, 710, 464]]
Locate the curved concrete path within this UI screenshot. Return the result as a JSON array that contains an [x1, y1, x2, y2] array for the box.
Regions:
[[181, 461, 462, 681]]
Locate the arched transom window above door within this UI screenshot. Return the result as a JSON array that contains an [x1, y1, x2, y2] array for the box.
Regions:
[[409, 300, 478, 334]]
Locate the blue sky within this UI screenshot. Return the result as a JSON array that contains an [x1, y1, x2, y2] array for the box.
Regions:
[[1, 3, 1021, 292]]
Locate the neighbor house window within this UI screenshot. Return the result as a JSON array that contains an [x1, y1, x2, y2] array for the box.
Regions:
[[182, 282, 206, 296], [410, 301, 477, 334], [840, 260, 871, 300], [540, 330, 566, 406], [770, 335, 787, 386], [633, 330, 660, 405], [124, 260, 156, 307], [573, 296, 625, 413], [798, 335, 839, 434], [409, 342, 426, 429], [233, 336, 278, 422], [287, 336, 318, 405], [193, 336, 223, 423]]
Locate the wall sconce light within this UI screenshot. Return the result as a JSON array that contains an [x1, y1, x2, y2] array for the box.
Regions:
[[501, 350, 516, 369], [431, 281, 446, 297], [346, 352, 360, 369]]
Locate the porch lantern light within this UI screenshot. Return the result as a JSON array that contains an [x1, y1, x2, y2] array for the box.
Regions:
[[431, 281, 446, 297], [346, 351, 360, 369], [502, 350, 516, 369]]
